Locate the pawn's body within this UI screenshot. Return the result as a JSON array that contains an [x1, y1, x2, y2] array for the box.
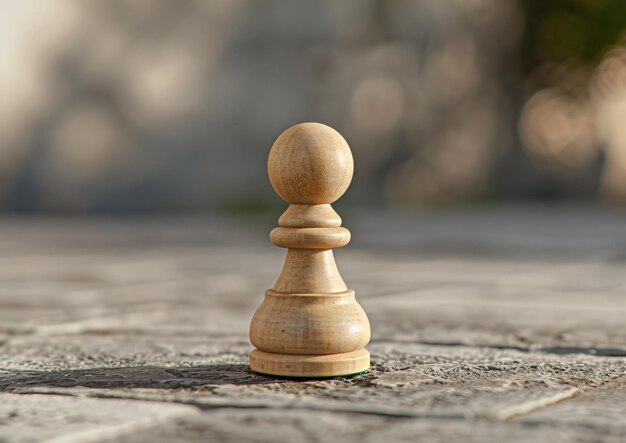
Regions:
[[249, 123, 370, 377]]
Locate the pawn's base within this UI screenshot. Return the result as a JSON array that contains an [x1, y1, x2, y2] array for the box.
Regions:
[[250, 348, 369, 378]]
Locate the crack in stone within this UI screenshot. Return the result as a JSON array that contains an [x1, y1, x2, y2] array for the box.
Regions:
[[497, 388, 580, 420], [8, 386, 601, 423], [0, 365, 276, 392], [3, 388, 473, 419], [3, 366, 623, 422], [373, 339, 626, 357], [504, 374, 626, 422]]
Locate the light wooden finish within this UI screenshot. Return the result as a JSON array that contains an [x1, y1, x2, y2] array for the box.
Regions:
[[278, 204, 341, 228], [250, 290, 369, 355], [249, 122, 371, 377], [269, 227, 350, 249], [266, 124, 354, 205], [250, 348, 370, 378]]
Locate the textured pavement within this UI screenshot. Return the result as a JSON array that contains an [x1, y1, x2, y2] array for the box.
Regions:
[[0, 207, 625, 442]]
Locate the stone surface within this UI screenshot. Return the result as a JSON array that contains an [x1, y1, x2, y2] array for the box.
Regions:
[[0, 393, 198, 443], [520, 376, 626, 434], [113, 409, 583, 443], [0, 208, 625, 442]]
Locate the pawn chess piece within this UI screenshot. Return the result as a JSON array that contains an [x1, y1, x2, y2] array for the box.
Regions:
[[249, 122, 371, 377]]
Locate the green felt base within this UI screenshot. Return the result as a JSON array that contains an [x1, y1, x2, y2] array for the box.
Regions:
[[249, 368, 368, 380]]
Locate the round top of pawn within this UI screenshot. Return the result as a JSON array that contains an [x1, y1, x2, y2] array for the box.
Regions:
[[268, 123, 354, 204]]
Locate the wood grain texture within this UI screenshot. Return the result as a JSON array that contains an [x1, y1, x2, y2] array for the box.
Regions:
[[272, 249, 348, 294], [278, 204, 341, 228], [250, 290, 370, 355], [267, 123, 354, 205], [250, 349, 370, 378], [270, 227, 350, 249], [250, 122, 370, 377]]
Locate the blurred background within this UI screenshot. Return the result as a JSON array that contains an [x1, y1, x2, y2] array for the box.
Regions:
[[1, 0, 626, 214]]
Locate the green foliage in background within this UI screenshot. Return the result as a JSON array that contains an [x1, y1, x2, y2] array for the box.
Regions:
[[523, 0, 626, 65]]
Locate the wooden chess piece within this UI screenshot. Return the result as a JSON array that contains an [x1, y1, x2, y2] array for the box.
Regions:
[[249, 122, 371, 377]]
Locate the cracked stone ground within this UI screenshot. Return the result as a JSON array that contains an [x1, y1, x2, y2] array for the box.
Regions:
[[0, 207, 625, 442]]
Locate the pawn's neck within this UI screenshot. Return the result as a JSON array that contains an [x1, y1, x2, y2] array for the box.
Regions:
[[278, 204, 341, 228], [270, 203, 350, 294]]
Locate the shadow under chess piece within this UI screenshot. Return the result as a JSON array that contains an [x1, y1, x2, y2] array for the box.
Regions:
[[249, 122, 371, 377]]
